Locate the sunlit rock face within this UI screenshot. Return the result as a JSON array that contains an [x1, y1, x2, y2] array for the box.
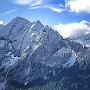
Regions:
[[0, 17, 77, 86]]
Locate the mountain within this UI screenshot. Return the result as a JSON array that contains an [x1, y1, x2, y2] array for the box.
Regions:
[[69, 33, 90, 47], [0, 17, 90, 90]]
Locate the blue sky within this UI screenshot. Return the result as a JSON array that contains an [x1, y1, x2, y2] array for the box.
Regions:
[[0, 0, 90, 37]]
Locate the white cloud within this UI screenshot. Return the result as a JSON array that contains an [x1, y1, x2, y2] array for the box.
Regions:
[[49, 7, 64, 13], [31, 0, 43, 6], [65, 0, 90, 13], [54, 20, 90, 38]]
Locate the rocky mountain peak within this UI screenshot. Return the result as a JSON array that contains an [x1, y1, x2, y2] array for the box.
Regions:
[[0, 17, 81, 89], [30, 20, 44, 32], [12, 16, 30, 23]]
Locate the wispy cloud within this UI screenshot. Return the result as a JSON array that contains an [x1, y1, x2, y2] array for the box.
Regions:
[[11, 0, 65, 13], [30, 4, 64, 13], [54, 20, 90, 38], [12, 0, 33, 5], [12, 0, 52, 6], [48, 6, 64, 13], [0, 9, 18, 18], [10, 0, 90, 14], [65, 0, 90, 13], [2, 9, 18, 15], [31, 0, 43, 6]]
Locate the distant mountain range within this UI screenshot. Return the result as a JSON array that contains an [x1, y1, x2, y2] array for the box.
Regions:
[[0, 17, 90, 90], [69, 33, 90, 47]]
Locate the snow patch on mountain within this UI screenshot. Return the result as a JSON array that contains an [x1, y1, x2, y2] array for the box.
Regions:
[[63, 50, 76, 68], [0, 21, 5, 25]]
